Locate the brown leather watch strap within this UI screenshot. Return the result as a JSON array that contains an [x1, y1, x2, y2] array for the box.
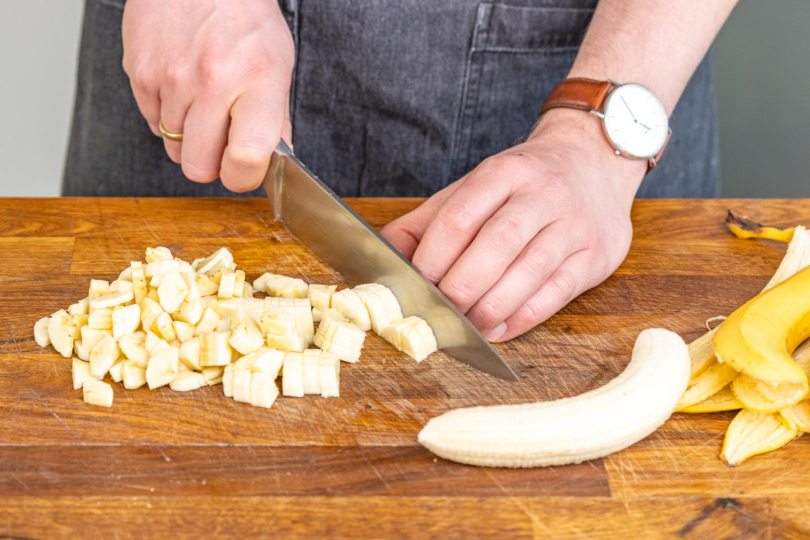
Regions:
[[540, 78, 616, 115], [647, 129, 672, 173]]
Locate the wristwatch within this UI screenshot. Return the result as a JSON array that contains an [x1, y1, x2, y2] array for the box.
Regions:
[[540, 78, 671, 173]]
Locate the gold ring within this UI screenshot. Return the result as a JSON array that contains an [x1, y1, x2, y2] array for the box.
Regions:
[[159, 120, 183, 142]]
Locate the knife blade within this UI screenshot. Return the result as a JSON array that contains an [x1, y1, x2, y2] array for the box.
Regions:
[[261, 140, 518, 381]]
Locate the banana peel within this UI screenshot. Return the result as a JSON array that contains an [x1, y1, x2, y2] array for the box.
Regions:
[[680, 384, 743, 413], [721, 409, 799, 466], [731, 374, 807, 413], [726, 210, 795, 243], [675, 360, 738, 411], [688, 326, 719, 378]]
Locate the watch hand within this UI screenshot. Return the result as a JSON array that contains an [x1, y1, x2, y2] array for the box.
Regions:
[[638, 121, 651, 130], [620, 96, 637, 121]]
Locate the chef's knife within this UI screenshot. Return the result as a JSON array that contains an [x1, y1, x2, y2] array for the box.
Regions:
[[261, 140, 518, 382]]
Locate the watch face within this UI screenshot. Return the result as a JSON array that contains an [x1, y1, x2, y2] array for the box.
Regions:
[[603, 84, 669, 159]]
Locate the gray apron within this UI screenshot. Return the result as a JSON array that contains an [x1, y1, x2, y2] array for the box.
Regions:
[[63, 0, 720, 198]]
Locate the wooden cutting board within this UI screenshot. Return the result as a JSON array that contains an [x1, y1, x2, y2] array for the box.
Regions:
[[1, 197, 808, 539]]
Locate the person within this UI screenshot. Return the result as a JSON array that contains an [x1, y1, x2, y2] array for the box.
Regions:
[[64, 0, 737, 342]]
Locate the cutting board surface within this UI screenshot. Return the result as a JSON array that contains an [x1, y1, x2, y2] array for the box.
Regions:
[[1, 197, 809, 539]]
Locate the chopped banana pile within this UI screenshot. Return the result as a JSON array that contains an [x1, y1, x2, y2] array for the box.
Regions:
[[674, 213, 810, 465], [34, 247, 438, 409]]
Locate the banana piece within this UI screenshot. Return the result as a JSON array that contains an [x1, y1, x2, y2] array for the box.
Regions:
[[381, 316, 438, 362], [144, 330, 162, 354], [68, 300, 89, 316], [262, 273, 309, 298], [145, 246, 173, 263], [355, 283, 403, 332], [178, 339, 201, 370], [218, 271, 237, 299], [329, 289, 372, 332], [90, 335, 120, 378], [174, 298, 203, 325], [202, 366, 225, 385], [247, 372, 278, 408], [146, 345, 179, 389], [34, 317, 50, 347], [674, 360, 738, 411], [157, 269, 189, 314], [172, 321, 194, 343], [222, 365, 235, 397], [170, 372, 206, 392], [88, 308, 113, 330], [240, 346, 284, 378], [721, 409, 799, 466], [73, 358, 101, 389], [194, 307, 220, 337], [144, 259, 181, 279], [319, 352, 340, 398], [139, 297, 164, 330], [313, 309, 365, 363], [200, 331, 234, 366], [196, 274, 219, 297], [73, 314, 89, 334], [122, 360, 147, 390], [88, 279, 110, 300], [778, 401, 810, 432], [418, 328, 690, 468], [282, 353, 304, 397], [81, 327, 113, 352], [303, 349, 321, 394], [119, 334, 149, 368], [109, 358, 126, 383], [232, 271, 247, 298], [731, 374, 807, 413], [229, 321, 264, 355], [680, 384, 743, 413], [714, 265, 810, 385], [308, 284, 336, 322], [90, 291, 134, 311], [232, 369, 252, 403], [112, 304, 141, 340], [82, 380, 114, 408], [48, 317, 76, 358], [74, 340, 90, 362], [264, 298, 314, 344], [110, 279, 134, 293], [195, 247, 233, 275], [131, 262, 147, 305], [151, 312, 177, 342], [261, 306, 307, 352]]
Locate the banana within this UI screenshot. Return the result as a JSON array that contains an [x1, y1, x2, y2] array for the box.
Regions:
[[778, 401, 810, 432], [330, 289, 372, 331], [172, 321, 194, 343], [726, 210, 796, 244], [144, 259, 181, 280], [88, 279, 110, 300], [72, 314, 89, 333], [48, 317, 76, 358], [151, 312, 177, 342], [261, 305, 308, 352], [145, 246, 173, 263], [263, 273, 309, 298], [68, 300, 89, 316], [90, 335, 120, 378], [674, 360, 738, 411], [131, 262, 147, 305], [202, 366, 225, 385], [218, 271, 237, 299], [200, 331, 234, 367], [319, 352, 340, 398], [195, 247, 233, 275], [760, 225, 810, 293], [178, 339, 201, 370], [232, 369, 252, 403], [282, 353, 304, 397], [112, 304, 141, 340], [313, 309, 365, 363], [264, 298, 314, 344], [170, 372, 206, 392], [680, 384, 743, 413], [249, 372, 279, 408], [157, 269, 189, 313], [418, 328, 689, 468], [122, 360, 147, 390], [308, 284, 336, 322], [222, 365, 235, 397], [714, 264, 810, 385], [89, 290, 134, 311], [34, 317, 50, 347], [109, 358, 126, 383], [196, 274, 219, 297], [355, 283, 403, 329], [73, 358, 101, 389], [73, 340, 90, 362], [110, 279, 134, 293], [231, 271, 246, 298], [240, 346, 284, 378], [81, 326, 112, 351], [146, 346, 179, 389], [88, 308, 112, 329], [82, 380, 114, 408], [303, 349, 321, 394], [229, 321, 264, 355], [139, 297, 164, 329], [193, 307, 220, 337], [721, 409, 799, 466], [381, 316, 438, 362]]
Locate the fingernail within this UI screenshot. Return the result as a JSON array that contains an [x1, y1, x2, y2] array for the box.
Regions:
[[484, 323, 507, 342]]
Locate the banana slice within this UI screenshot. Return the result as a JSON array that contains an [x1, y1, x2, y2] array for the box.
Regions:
[[196, 274, 219, 296], [313, 309, 365, 363], [282, 353, 304, 397], [355, 283, 403, 329], [319, 352, 340, 398], [309, 284, 336, 322], [203, 366, 225, 385], [145, 246, 173, 263], [110, 280, 134, 293], [88, 308, 113, 329], [264, 298, 314, 343], [329, 289, 371, 332], [240, 346, 284, 378], [174, 298, 204, 326], [122, 360, 147, 390], [200, 331, 234, 366], [109, 358, 126, 383], [49, 318, 76, 358], [73, 314, 89, 333], [81, 326, 112, 351], [263, 274, 309, 298], [68, 299, 89, 316], [194, 307, 220, 337], [83, 379, 114, 408], [144, 259, 181, 279], [90, 335, 120, 378], [112, 304, 141, 340], [88, 279, 111, 300], [132, 262, 147, 305], [218, 271, 237, 299], [232, 369, 252, 403], [90, 290, 134, 311], [303, 349, 321, 395], [170, 372, 206, 392], [418, 328, 690, 468], [232, 271, 247, 298], [151, 312, 177, 342], [195, 247, 233, 275], [172, 321, 194, 343], [34, 317, 50, 347], [119, 334, 149, 368], [74, 339, 90, 362], [721, 409, 799, 466], [139, 298, 164, 329], [146, 346, 179, 389], [178, 338, 201, 370], [158, 269, 189, 314], [73, 358, 101, 389], [249, 372, 278, 408], [381, 316, 438, 362]]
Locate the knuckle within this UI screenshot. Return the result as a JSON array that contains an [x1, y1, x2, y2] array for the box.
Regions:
[[182, 161, 218, 183], [198, 57, 228, 88], [548, 271, 578, 302], [488, 216, 525, 253], [514, 299, 544, 330], [228, 144, 269, 172], [439, 201, 477, 236], [440, 278, 475, 308], [474, 296, 505, 328], [129, 63, 158, 92], [525, 244, 553, 278]]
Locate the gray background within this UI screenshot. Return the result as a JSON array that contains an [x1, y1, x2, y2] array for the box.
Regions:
[[0, 0, 807, 198]]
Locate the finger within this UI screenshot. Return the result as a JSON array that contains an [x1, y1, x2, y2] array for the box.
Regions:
[[412, 164, 516, 283], [281, 91, 293, 152], [220, 83, 288, 193], [179, 97, 230, 184], [130, 83, 162, 137], [490, 250, 595, 342], [379, 181, 463, 260], [438, 191, 558, 313], [464, 221, 576, 334], [159, 87, 191, 164]]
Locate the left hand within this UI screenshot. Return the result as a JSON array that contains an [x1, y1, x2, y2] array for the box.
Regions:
[[380, 108, 647, 342]]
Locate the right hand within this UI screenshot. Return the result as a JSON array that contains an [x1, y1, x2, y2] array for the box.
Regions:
[[122, 0, 295, 192]]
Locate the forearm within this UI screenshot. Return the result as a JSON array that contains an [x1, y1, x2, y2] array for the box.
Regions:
[[569, 0, 738, 114]]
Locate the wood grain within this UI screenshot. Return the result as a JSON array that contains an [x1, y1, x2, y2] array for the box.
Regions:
[[1, 197, 809, 538]]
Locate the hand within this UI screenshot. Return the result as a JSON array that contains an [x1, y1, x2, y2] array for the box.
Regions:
[[122, 0, 295, 192], [380, 108, 647, 342]]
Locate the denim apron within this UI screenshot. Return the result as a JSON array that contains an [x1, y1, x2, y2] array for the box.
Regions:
[[63, 0, 720, 198]]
